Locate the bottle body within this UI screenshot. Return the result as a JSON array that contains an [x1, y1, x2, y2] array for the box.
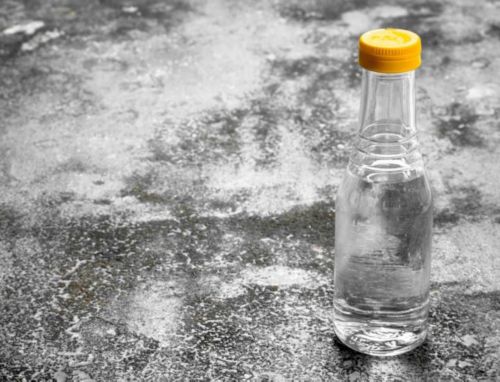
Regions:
[[333, 69, 432, 356]]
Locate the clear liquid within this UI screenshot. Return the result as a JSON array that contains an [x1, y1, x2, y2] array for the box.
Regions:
[[334, 169, 432, 356]]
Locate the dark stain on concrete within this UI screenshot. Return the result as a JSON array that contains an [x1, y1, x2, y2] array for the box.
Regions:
[[231, 201, 336, 248], [176, 283, 336, 380], [93, 198, 113, 205], [172, 283, 499, 380], [107, 17, 149, 40], [37, 192, 77, 209], [99, 0, 193, 37], [306, 70, 341, 100], [428, 288, 500, 379], [122, 337, 159, 372], [434, 208, 460, 227], [121, 169, 168, 203], [300, 59, 344, 95], [57, 158, 89, 173], [410, 1, 444, 16], [178, 295, 257, 379], [389, 25, 444, 50], [0, 63, 99, 121], [278, 0, 368, 22], [271, 57, 321, 79], [436, 103, 483, 147], [487, 23, 500, 39], [0, 204, 24, 243], [268, 55, 352, 164], [435, 186, 486, 226], [204, 197, 241, 216], [340, 52, 362, 88], [248, 101, 282, 169], [440, 55, 452, 67], [59, 216, 142, 262], [384, 1, 444, 49], [451, 186, 483, 218], [0, 33, 26, 59], [327, 285, 499, 380], [170, 210, 224, 270], [0, 208, 498, 380], [238, 240, 275, 267], [419, 28, 446, 49], [199, 109, 245, 159], [17, 213, 190, 325]]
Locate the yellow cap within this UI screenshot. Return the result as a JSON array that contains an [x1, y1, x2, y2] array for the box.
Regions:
[[359, 28, 421, 73]]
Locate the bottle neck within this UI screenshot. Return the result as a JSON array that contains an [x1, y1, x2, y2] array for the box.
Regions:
[[358, 69, 416, 142], [349, 69, 423, 183]]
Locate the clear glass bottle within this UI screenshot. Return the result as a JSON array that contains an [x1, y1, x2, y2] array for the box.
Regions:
[[333, 29, 432, 356]]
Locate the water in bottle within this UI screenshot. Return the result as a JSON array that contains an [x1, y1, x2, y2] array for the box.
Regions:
[[333, 28, 433, 356]]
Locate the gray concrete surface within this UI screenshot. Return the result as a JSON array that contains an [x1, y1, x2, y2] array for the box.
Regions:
[[0, 0, 499, 380]]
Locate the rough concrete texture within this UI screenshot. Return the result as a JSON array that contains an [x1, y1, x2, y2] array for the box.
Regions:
[[0, 0, 499, 380]]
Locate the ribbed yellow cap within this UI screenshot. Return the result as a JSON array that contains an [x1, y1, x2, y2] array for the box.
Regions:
[[359, 28, 421, 73]]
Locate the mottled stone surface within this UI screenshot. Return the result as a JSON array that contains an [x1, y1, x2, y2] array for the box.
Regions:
[[0, 0, 499, 380]]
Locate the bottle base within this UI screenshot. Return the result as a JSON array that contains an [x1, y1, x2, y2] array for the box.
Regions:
[[333, 321, 427, 356]]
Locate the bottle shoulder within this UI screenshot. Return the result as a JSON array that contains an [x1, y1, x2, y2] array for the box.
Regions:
[[336, 168, 433, 213]]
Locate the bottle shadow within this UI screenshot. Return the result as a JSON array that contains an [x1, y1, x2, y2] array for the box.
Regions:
[[331, 335, 434, 376]]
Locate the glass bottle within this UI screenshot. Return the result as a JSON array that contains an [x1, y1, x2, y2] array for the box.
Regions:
[[333, 29, 433, 356]]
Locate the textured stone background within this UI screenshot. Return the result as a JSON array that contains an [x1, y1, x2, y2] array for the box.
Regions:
[[0, 0, 499, 381]]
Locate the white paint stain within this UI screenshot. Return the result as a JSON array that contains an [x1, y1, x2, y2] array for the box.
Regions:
[[341, 11, 373, 35], [215, 265, 328, 299], [72, 370, 96, 382], [433, 221, 500, 292], [370, 5, 409, 19], [3, 21, 44, 35], [122, 6, 139, 14], [129, 209, 176, 223], [21, 29, 63, 52], [460, 334, 479, 347], [217, 281, 247, 299], [125, 280, 182, 346], [466, 85, 497, 100], [207, 127, 340, 216], [240, 266, 327, 287], [53, 370, 68, 382]]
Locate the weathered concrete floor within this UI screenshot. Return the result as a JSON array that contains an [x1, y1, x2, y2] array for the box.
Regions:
[[0, 0, 499, 380]]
